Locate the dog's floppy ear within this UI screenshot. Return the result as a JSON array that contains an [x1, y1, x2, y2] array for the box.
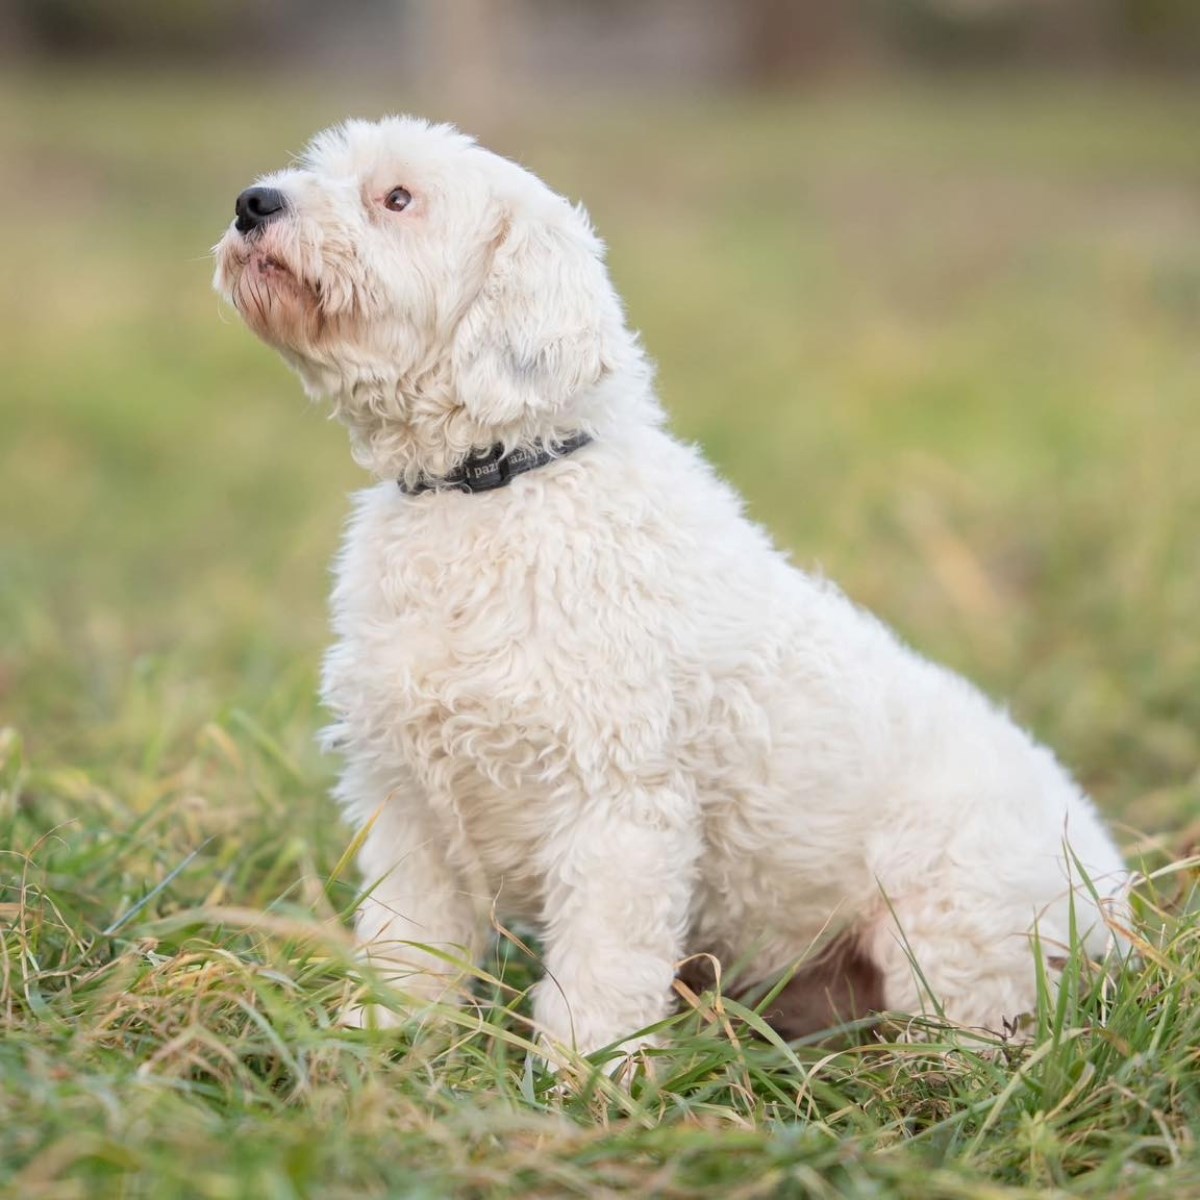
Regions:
[[451, 204, 617, 426]]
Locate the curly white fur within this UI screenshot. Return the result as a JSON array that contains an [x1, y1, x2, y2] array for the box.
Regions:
[[214, 116, 1129, 1056]]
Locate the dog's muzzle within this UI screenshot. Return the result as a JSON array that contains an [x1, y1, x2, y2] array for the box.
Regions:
[[235, 187, 288, 235]]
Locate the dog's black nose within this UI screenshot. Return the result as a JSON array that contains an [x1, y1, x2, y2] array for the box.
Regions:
[[234, 187, 287, 234]]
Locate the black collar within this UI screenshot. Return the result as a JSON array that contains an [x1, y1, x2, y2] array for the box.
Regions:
[[398, 432, 593, 496]]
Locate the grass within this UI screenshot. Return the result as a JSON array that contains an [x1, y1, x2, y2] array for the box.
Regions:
[[2, 67, 1200, 1197]]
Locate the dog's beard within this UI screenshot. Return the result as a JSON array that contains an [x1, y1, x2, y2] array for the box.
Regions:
[[217, 231, 324, 355], [234, 254, 318, 351]]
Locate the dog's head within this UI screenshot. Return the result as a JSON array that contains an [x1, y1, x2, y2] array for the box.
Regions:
[[214, 117, 635, 474]]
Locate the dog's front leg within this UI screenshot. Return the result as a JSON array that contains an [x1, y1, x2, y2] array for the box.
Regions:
[[343, 781, 484, 1027], [532, 792, 699, 1059]]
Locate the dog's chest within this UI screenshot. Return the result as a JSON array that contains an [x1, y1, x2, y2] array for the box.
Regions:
[[326, 505, 559, 761], [321, 484, 682, 875], [332, 477, 691, 705]]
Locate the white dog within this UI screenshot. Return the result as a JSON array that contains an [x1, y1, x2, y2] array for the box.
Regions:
[[214, 117, 1128, 1057]]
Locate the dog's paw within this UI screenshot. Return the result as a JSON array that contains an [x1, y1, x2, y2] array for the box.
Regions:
[[537, 1031, 661, 1095]]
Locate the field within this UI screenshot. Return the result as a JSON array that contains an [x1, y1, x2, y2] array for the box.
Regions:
[[2, 70, 1199, 1197]]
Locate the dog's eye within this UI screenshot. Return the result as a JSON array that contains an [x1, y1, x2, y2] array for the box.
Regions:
[[384, 187, 412, 212]]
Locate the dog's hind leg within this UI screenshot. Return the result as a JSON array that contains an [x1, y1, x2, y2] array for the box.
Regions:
[[863, 856, 1129, 1040], [861, 887, 1048, 1037]]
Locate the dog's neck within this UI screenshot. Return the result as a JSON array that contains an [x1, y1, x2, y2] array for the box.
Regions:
[[397, 431, 594, 495], [322, 362, 660, 485]]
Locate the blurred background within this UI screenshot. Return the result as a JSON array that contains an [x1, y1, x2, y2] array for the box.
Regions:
[[2, 0, 1198, 858]]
